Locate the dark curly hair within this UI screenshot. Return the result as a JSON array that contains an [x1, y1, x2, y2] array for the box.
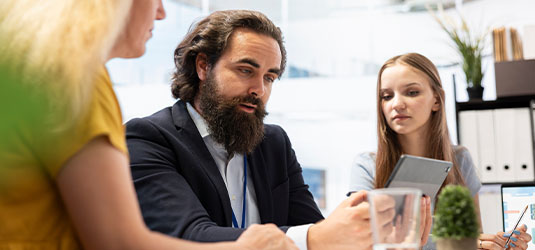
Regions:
[[171, 10, 287, 102]]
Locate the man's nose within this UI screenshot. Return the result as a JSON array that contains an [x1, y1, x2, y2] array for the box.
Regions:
[[248, 76, 265, 98]]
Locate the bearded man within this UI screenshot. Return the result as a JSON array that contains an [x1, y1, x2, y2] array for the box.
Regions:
[[127, 10, 380, 250]]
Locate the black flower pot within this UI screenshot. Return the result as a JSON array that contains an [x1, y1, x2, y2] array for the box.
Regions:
[[466, 86, 484, 101]]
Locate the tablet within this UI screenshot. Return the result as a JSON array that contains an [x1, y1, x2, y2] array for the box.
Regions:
[[385, 154, 452, 202], [501, 183, 535, 249]]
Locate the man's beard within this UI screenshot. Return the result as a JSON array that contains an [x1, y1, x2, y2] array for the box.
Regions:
[[198, 73, 267, 155]]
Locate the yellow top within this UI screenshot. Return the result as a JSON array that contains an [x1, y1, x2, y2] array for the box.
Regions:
[[0, 66, 126, 249]]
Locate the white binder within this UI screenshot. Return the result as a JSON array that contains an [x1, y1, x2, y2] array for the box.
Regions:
[[524, 25, 535, 59], [494, 109, 516, 182], [477, 110, 498, 183], [513, 108, 535, 182], [459, 111, 481, 178]]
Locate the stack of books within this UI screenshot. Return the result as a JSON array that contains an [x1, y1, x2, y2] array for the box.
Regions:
[[510, 28, 524, 60], [492, 27, 524, 62]]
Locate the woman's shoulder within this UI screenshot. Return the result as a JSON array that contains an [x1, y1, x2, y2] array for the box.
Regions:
[[452, 145, 482, 195], [354, 151, 376, 163], [452, 145, 473, 163], [350, 151, 377, 191], [352, 152, 377, 171], [452, 144, 468, 154]]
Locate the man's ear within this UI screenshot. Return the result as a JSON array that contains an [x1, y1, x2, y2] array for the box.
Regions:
[[195, 53, 209, 81]]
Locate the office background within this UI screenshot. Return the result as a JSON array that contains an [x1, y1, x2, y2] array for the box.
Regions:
[[107, 0, 535, 233]]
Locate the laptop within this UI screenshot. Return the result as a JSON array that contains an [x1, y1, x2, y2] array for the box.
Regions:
[[501, 183, 535, 248]]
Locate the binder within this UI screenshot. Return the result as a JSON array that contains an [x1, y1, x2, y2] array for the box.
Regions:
[[494, 109, 516, 182], [477, 110, 498, 183], [459, 111, 481, 178], [513, 108, 535, 182], [524, 25, 535, 59]]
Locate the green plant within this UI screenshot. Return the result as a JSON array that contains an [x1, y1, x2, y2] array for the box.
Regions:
[[432, 185, 479, 240], [428, 4, 486, 88]]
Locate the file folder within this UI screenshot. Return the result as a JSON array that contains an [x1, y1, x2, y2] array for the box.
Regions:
[[494, 109, 516, 182], [513, 108, 535, 182], [477, 110, 498, 183], [459, 111, 481, 178]]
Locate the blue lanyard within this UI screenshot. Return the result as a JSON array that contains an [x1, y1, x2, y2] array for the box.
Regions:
[[231, 155, 247, 229]]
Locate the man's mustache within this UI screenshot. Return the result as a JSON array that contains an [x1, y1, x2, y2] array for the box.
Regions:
[[231, 95, 263, 108]]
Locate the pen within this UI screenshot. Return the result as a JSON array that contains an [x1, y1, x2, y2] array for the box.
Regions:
[[503, 205, 528, 250]]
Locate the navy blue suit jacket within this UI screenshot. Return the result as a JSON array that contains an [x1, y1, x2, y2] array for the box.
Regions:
[[126, 100, 323, 242]]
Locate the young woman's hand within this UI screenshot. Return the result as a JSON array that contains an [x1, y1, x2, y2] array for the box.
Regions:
[[419, 196, 432, 246], [235, 224, 298, 250], [478, 224, 532, 250], [502, 224, 531, 250], [385, 195, 431, 246]]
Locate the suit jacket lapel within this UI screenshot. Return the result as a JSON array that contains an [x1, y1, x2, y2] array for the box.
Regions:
[[248, 148, 274, 223], [171, 100, 233, 226]]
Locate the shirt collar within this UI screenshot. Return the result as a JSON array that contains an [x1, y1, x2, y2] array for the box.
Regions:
[[186, 102, 210, 138]]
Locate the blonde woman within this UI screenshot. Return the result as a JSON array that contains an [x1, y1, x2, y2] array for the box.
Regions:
[[349, 53, 531, 250], [0, 1, 297, 249]]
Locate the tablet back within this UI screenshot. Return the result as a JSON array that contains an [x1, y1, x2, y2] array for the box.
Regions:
[[385, 155, 452, 202]]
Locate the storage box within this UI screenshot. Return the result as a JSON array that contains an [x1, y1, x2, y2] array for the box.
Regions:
[[494, 59, 535, 98]]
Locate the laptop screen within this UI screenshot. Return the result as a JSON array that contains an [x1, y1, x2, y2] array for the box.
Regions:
[[501, 185, 535, 248]]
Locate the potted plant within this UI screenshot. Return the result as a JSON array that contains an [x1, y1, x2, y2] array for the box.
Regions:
[[429, 5, 486, 100], [432, 185, 479, 250]]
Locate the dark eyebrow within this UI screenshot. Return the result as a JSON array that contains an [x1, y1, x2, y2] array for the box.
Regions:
[[237, 58, 260, 68], [236, 58, 281, 77]]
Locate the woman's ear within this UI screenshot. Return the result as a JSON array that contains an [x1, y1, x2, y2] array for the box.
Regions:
[[195, 53, 209, 81], [431, 90, 443, 112]]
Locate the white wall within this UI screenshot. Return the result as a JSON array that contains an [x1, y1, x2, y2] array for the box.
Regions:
[[266, 77, 378, 214]]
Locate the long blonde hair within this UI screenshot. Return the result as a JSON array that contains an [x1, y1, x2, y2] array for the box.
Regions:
[[0, 0, 131, 124], [375, 53, 465, 192]]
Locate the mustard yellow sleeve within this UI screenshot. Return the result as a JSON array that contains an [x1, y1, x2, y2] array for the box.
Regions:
[[43, 66, 127, 178]]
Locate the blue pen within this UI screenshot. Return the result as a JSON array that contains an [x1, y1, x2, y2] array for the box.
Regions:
[[503, 205, 528, 250]]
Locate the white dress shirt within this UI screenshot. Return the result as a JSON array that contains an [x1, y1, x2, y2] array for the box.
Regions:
[[186, 103, 312, 249]]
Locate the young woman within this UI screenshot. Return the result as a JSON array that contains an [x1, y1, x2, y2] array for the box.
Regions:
[[349, 53, 531, 250], [0, 1, 296, 249]]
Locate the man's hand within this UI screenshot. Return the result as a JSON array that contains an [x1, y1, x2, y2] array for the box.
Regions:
[[307, 190, 395, 250], [235, 224, 298, 250]]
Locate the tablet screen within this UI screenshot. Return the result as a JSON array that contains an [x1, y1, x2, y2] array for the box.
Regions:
[[502, 185, 535, 248]]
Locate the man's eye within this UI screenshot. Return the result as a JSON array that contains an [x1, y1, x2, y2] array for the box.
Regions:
[[265, 76, 275, 83], [239, 68, 252, 74]]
